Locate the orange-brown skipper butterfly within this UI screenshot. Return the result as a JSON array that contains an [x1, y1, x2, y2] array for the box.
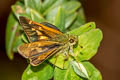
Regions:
[[18, 16, 77, 66]]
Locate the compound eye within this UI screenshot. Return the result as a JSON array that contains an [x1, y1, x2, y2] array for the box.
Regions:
[[69, 39, 74, 43]]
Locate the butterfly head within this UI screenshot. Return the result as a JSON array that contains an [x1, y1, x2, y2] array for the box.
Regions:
[[68, 35, 78, 46]]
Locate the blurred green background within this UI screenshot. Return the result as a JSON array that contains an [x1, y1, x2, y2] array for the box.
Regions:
[[0, 0, 120, 80]]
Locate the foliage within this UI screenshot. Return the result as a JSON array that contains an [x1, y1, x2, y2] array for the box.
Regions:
[[5, 0, 103, 80]]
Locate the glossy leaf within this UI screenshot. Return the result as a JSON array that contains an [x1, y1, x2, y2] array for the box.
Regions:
[[55, 7, 65, 32], [77, 8, 86, 25], [30, 8, 45, 23], [82, 61, 102, 80], [63, 1, 81, 15], [74, 29, 103, 61], [43, 0, 67, 16], [68, 22, 96, 36], [11, 1, 25, 19], [71, 61, 89, 79], [13, 34, 24, 52], [21, 33, 29, 43], [5, 13, 19, 59], [65, 12, 77, 29], [68, 8, 86, 30], [22, 63, 54, 80], [49, 53, 70, 69], [42, 0, 57, 12], [45, 6, 58, 23], [24, 0, 43, 13], [54, 65, 83, 80]]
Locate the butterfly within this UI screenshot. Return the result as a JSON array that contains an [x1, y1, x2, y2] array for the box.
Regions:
[[18, 16, 78, 66]]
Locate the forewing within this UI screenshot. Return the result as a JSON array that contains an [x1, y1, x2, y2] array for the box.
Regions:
[[19, 16, 63, 42], [18, 41, 62, 66]]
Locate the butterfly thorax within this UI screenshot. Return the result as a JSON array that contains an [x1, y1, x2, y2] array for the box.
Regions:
[[50, 34, 77, 47]]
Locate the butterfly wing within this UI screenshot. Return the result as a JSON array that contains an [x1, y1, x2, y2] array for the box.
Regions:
[[18, 41, 62, 66], [19, 16, 63, 42]]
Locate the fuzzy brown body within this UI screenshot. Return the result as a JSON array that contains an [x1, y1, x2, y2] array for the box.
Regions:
[[18, 16, 77, 66]]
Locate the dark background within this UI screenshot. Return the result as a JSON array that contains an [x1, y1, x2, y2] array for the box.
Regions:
[[0, 0, 120, 80]]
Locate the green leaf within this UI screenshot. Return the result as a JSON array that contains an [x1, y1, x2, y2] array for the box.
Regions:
[[13, 35, 24, 52], [30, 8, 45, 23], [43, 0, 67, 16], [21, 34, 29, 43], [68, 8, 86, 30], [65, 12, 77, 29], [54, 7, 65, 32], [5, 13, 19, 59], [68, 22, 96, 36], [45, 0, 81, 27], [11, 1, 25, 19], [63, 1, 81, 15], [82, 61, 102, 80], [22, 63, 54, 80], [49, 53, 70, 69], [24, 0, 43, 13], [54, 65, 83, 80], [45, 6, 58, 23], [42, 0, 57, 12], [71, 61, 89, 79], [77, 8, 86, 25], [74, 29, 103, 61]]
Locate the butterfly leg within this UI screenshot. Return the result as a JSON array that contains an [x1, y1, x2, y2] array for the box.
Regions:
[[62, 51, 69, 69], [63, 51, 69, 60], [69, 46, 76, 57], [53, 55, 58, 68], [53, 48, 62, 68]]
